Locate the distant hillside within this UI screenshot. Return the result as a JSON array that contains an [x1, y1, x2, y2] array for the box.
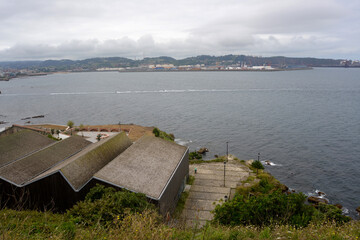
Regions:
[[0, 55, 344, 71]]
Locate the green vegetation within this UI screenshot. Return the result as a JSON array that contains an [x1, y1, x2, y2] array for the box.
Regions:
[[67, 184, 154, 227], [237, 172, 286, 196], [1, 207, 359, 239], [251, 160, 264, 174], [67, 120, 74, 129], [189, 155, 229, 164], [0, 55, 344, 72], [0, 166, 357, 239], [152, 127, 175, 141], [213, 191, 351, 228], [189, 151, 202, 160], [172, 191, 190, 219], [96, 134, 101, 142], [213, 170, 351, 228], [0, 183, 358, 239], [152, 127, 160, 137], [47, 134, 60, 141], [187, 175, 195, 185]]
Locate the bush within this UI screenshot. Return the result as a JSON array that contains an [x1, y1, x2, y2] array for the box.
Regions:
[[67, 120, 74, 129], [152, 127, 160, 137], [314, 203, 351, 224], [214, 191, 315, 227], [251, 160, 264, 174], [152, 127, 175, 141], [47, 134, 59, 141], [213, 190, 351, 228], [67, 185, 154, 226], [189, 151, 202, 160]]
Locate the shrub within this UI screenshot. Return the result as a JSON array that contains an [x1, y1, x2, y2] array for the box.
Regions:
[[67, 120, 74, 129], [213, 191, 315, 227], [314, 203, 351, 224], [213, 190, 351, 228], [152, 127, 175, 141], [47, 134, 59, 141], [67, 185, 154, 226], [187, 175, 195, 185], [189, 151, 202, 160], [251, 160, 264, 174], [152, 127, 160, 137], [96, 134, 101, 142]]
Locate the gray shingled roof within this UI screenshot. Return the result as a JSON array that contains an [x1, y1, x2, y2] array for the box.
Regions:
[[94, 135, 188, 200], [0, 130, 55, 167], [0, 136, 91, 186], [33, 132, 132, 190]]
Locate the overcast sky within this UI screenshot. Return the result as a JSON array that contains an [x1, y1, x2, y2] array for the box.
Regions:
[[0, 0, 359, 61]]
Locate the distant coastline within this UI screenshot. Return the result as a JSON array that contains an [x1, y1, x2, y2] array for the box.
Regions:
[[0, 67, 314, 82]]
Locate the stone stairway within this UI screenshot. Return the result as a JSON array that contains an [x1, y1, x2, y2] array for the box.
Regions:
[[182, 160, 250, 227]]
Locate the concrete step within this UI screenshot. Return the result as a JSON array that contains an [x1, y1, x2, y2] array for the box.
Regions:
[[193, 178, 239, 188], [183, 209, 213, 221], [184, 199, 219, 211], [190, 185, 231, 194], [190, 164, 248, 172], [188, 191, 227, 201], [192, 169, 248, 176], [193, 174, 242, 182], [185, 219, 208, 228]]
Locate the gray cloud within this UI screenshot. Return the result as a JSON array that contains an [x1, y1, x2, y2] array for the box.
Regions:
[[0, 0, 359, 61]]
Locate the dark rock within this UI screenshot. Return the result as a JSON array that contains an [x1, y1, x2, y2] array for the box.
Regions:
[[0, 121, 7, 125], [265, 160, 271, 165], [334, 204, 343, 209], [317, 191, 326, 196], [197, 147, 209, 154], [308, 196, 329, 204], [214, 155, 219, 158], [280, 184, 289, 192], [356, 206, 360, 214], [32, 115, 45, 118], [21, 117, 31, 120], [25, 121, 31, 124]]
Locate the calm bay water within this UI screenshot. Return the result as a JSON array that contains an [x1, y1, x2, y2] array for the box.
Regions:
[[0, 68, 359, 217]]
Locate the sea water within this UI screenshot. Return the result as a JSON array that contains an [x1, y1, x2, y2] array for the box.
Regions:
[[0, 68, 359, 217]]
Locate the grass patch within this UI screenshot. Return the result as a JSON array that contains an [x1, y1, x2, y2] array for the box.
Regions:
[[187, 175, 195, 185], [47, 134, 60, 141], [237, 171, 287, 197], [1, 208, 359, 239], [242, 175, 256, 184], [190, 158, 225, 164], [152, 127, 175, 141], [172, 191, 190, 218]]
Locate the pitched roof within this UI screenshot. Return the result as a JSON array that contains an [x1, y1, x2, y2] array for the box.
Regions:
[[0, 136, 91, 186], [33, 132, 132, 191], [94, 136, 188, 200], [0, 130, 55, 167]]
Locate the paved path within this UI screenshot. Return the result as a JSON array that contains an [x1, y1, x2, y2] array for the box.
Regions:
[[182, 160, 250, 227]]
